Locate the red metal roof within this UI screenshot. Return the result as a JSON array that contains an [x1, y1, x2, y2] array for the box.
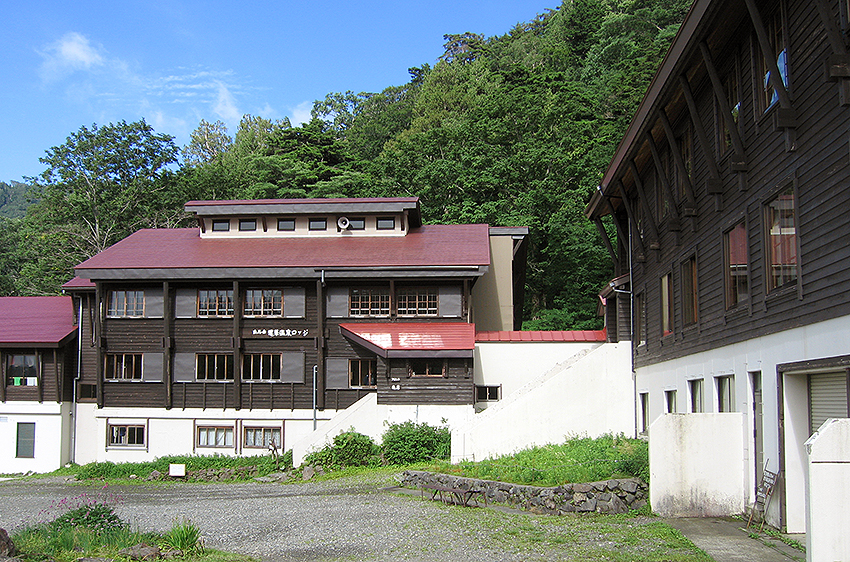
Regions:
[[475, 330, 607, 343], [62, 276, 95, 289], [185, 197, 420, 207], [339, 322, 476, 358], [0, 296, 77, 347], [75, 224, 490, 276]]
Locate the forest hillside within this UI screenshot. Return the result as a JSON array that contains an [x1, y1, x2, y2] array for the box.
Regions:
[[1, 0, 690, 329]]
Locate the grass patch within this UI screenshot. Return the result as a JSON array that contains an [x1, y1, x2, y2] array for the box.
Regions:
[[11, 496, 253, 562], [431, 434, 648, 486]]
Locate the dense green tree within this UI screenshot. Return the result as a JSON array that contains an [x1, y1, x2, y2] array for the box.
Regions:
[[18, 120, 181, 293]]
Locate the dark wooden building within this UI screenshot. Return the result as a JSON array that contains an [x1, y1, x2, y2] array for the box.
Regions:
[[65, 197, 527, 464], [586, 0, 850, 532], [0, 296, 78, 473]]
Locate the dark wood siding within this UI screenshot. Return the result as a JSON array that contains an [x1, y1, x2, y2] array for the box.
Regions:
[[626, 0, 850, 370], [377, 358, 473, 405]]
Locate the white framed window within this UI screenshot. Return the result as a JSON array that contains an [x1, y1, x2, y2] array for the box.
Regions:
[[350, 288, 390, 316], [717, 375, 735, 412], [197, 426, 234, 448], [665, 389, 677, 413], [639, 392, 650, 434], [244, 427, 281, 449], [689, 379, 705, 413], [396, 287, 438, 316], [6, 353, 38, 387], [108, 424, 145, 447], [476, 385, 501, 401]]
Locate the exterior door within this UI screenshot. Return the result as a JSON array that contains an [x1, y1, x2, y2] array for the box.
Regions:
[[751, 371, 763, 486]]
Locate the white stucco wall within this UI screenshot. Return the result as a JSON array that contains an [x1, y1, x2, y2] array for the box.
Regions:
[[74, 404, 337, 465], [649, 413, 747, 517], [453, 342, 634, 461], [474, 341, 601, 408], [805, 418, 850, 562], [635, 314, 850, 533], [470, 235, 515, 332], [291, 392, 474, 466], [0, 402, 72, 474]]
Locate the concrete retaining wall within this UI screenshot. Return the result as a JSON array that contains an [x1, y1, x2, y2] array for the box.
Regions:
[[401, 470, 647, 515], [649, 413, 747, 517], [805, 418, 850, 562]]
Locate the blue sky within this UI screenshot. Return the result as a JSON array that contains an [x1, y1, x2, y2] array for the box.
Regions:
[[0, 1, 555, 183]]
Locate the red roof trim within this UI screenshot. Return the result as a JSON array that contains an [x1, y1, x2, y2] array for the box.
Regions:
[[475, 330, 607, 343], [339, 322, 475, 358]]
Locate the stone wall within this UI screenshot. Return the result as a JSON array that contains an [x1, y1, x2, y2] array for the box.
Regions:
[[401, 470, 648, 515]]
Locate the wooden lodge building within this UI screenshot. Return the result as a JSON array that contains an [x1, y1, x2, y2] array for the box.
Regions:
[[0, 297, 78, 473], [586, 0, 850, 532], [59, 197, 528, 466]]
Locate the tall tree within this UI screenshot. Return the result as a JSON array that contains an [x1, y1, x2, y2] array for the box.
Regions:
[[19, 120, 180, 293]]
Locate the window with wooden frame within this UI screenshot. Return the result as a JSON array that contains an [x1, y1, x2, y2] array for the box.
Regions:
[[198, 289, 234, 316], [244, 289, 282, 316], [349, 288, 390, 316], [196, 354, 234, 381], [660, 273, 673, 337], [681, 255, 698, 326], [396, 287, 438, 316], [476, 385, 500, 401], [716, 375, 735, 412], [242, 354, 282, 381], [105, 353, 143, 381], [764, 185, 798, 292], [107, 290, 145, 317], [197, 426, 233, 448], [689, 378, 704, 413], [349, 358, 377, 388], [6, 353, 38, 386], [244, 427, 281, 448], [408, 358, 446, 378], [108, 424, 145, 446], [756, 8, 788, 114], [724, 221, 749, 309]]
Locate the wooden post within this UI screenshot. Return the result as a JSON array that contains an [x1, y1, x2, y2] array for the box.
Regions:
[[316, 279, 325, 410]]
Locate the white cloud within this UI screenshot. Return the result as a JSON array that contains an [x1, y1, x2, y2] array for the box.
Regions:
[[38, 32, 105, 82], [290, 101, 313, 126], [213, 80, 241, 124]]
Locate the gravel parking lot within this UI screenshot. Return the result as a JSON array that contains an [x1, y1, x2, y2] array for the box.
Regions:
[[0, 474, 711, 562], [0, 474, 535, 562]]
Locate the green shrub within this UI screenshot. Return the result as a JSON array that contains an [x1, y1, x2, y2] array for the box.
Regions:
[[161, 518, 203, 555], [381, 421, 451, 465], [52, 503, 126, 535], [304, 430, 380, 469]]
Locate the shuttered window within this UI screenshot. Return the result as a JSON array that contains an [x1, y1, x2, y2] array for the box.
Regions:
[[809, 371, 850, 434]]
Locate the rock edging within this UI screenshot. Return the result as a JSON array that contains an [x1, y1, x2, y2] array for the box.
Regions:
[[401, 470, 647, 515]]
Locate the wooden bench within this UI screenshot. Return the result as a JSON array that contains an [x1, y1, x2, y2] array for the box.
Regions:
[[419, 482, 487, 507]]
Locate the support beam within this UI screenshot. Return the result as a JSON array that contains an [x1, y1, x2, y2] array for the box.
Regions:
[[658, 109, 698, 215], [615, 180, 647, 261], [163, 281, 172, 410], [815, 0, 848, 56], [594, 218, 620, 272], [598, 186, 630, 256], [646, 133, 682, 230], [679, 74, 724, 204], [233, 280, 242, 410], [95, 283, 104, 409], [698, 42, 748, 167], [627, 161, 661, 249], [54, 349, 60, 403], [744, 0, 793, 110]]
